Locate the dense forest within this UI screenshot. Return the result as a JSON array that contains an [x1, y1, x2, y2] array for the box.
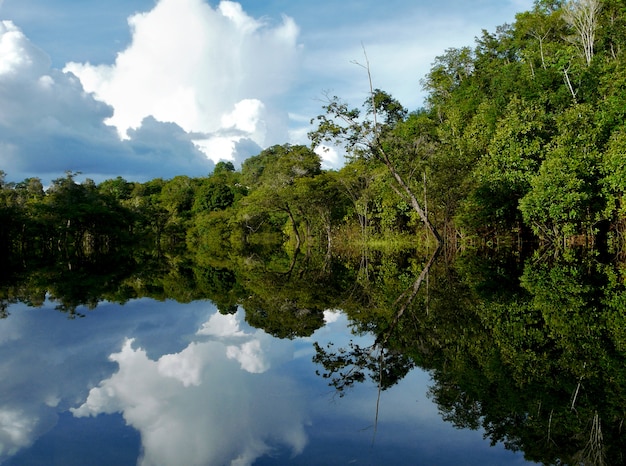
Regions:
[[3, 0, 626, 258], [4, 2, 626, 463]]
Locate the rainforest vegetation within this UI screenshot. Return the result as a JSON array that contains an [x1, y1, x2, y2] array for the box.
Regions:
[[4, 2, 626, 463], [3, 0, 626, 258]]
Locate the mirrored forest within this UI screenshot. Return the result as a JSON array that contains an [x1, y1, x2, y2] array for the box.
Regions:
[[2, 224, 626, 464], [3, 1, 626, 464]]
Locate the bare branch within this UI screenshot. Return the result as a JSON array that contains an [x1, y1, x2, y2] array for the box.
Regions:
[[562, 0, 601, 66]]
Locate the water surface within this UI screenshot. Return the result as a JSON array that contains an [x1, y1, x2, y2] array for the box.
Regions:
[[0, 297, 529, 465]]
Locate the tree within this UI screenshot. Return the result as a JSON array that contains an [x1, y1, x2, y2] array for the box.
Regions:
[[289, 171, 350, 253], [422, 46, 475, 117], [337, 158, 380, 241], [241, 144, 321, 189], [127, 178, 169, 246], [213, 160, 235, 175], [515, 3, 568, 76], [460, 97, 549, 233], [519, 103, 604, 240], [193, 180, 236, 213], [239, 144, 323, 250], [562, 0, 602, 66], [596, 0, 626, 60], [600, 125, 626, 232], [310, 55, 441, 244], [98, 176, 132, 202], [160, 175, 194, 217]]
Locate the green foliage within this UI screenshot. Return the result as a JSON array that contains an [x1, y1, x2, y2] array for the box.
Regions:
[[8, 0, 626, 256], [459, 97, 550, 232], [241, 144, 321, 188], [193, 180, 235, 213], [520, 104, 604, 238], [213, 160, 235, 175], [6, 3, 626, 462], [422, 46, 475, 111]]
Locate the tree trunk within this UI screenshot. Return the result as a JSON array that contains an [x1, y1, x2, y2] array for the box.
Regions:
[[286, 207, 301, 250], [360, 49, 442, 244], [378, 149, 442, 244]]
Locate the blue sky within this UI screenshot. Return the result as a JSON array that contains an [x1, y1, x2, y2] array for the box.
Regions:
[[0, 0, 533, 184]]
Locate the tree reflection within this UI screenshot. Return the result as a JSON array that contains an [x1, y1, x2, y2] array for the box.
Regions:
[[313, 246, 626, 465], [3, 241, 626, 464], [418, 250, 626, 465], [312, 248, 438, 395]]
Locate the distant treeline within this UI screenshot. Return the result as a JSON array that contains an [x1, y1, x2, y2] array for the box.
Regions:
[[3, 0, 626, 255]]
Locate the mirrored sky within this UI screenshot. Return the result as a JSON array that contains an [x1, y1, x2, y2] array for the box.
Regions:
[[0, 298, 533, 465]]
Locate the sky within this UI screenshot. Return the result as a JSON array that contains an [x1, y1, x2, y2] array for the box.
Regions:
[[0, 0, 534, 184]]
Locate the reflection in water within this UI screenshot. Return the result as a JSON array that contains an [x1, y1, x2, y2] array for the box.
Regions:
[[8, 244, 623, 464], [0, 298, 215, 463], [0, 295, 528, 465], [72, 311, 307, 466]]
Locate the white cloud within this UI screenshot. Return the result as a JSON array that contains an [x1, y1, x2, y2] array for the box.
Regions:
[[72, 322, 307, 466], [0, 408, 42, 456], [0, 300, 307, 465], [0, 298, 216, 462], [198, 310, 286, 373], [64, 0, 301, 164], [157, 342, 205, 387], [198, 311, 248, 338], [0, 0, 535, 184], [0, 20, 213, 183], [221, 99, 266, 136], [323, 309, 342, 324], [0, 20, 46, 76], [226, 339, 269, 373], [315, 144, 342, 170]]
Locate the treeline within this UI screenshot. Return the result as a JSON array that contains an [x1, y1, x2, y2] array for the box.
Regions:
[[0, 142, 423, 263], [413, 0, 626, 243], [312, 0, 626, 247], [4, 0, 626, 255]]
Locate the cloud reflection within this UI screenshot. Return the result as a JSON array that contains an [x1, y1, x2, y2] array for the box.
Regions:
[[71, 310, 308, 466]]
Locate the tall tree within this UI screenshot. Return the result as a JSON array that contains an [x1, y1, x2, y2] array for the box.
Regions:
[[239, 144, 323, 250], [563, 0, 602, 66], [310, 56, 441, 244]]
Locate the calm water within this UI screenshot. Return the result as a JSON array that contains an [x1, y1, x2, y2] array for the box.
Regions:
[[0, 297, 530, 465], [2, 245, 625, 465]]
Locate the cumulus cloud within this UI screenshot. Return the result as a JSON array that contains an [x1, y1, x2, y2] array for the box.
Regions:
[[315, 144, 342, 169], [0, 299, 307, 464], [65, 0, 300, 164], [0, 407, 56, 459], [198, 311, 248, 338], [0, 20, 213, 183], [72, 311, 308, 466], [226, 339, 269, 373], [0, 298, 216, 462], [0, 0, 533, 182], [323, 309, 342, 324]]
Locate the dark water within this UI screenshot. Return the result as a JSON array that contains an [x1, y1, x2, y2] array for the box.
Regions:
[[1, 247, 624, 465]]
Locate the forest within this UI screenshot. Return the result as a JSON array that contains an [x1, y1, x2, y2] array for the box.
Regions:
[[3, 2, 626, 463], [2, 0, 626, 259]]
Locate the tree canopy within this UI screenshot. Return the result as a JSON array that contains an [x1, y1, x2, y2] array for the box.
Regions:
[[4, 0, 626, 256]]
